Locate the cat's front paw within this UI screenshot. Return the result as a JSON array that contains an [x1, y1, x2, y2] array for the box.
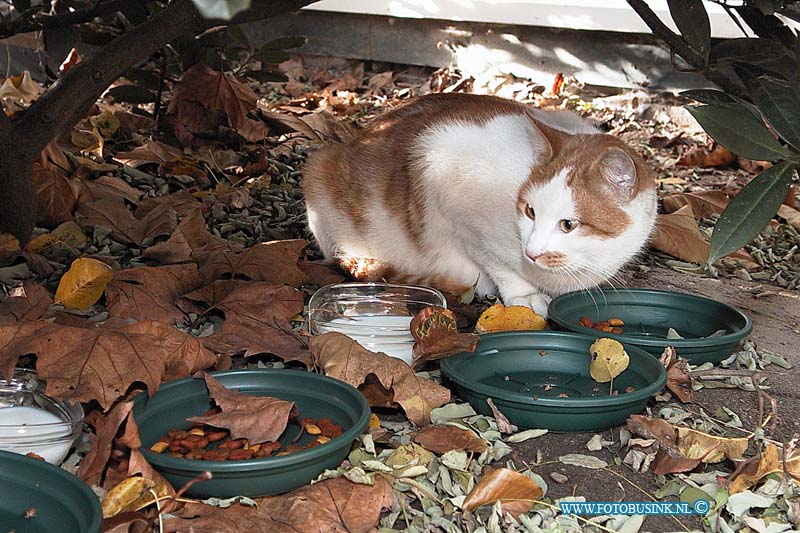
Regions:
[[506, 293, 552, 318]]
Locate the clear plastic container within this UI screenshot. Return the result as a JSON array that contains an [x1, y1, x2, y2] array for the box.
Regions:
[[0, 369, 84, 465], [308, 282, 447, 365]]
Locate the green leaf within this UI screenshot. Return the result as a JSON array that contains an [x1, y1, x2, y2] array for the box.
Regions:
[[741, 74, 800, 151], [709, 161, 797, 265], [668, 0, 711, 61], [192, 0, 250, 19], [686, 104, 787, 161], [107, 84, 156, 104], [227, 25, 251, 47], [680, 89, 738, 106], [254, 49, 291, 65], [260, 36, 307, 50]]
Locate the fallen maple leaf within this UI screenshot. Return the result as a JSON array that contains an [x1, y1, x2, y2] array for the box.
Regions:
[[32, 168, 80, 228], [186, 373, 296, 444], [121, 320, 217, 381], [260, 108, 357, 142], [77, 197, 177, 246], [143, 208, 236, 265], [55, 257, 113, 310], [662, 190, 730, 219], [135, 190, 202, 219], [0, 282, 51, 323], [310, 332, 450, 426], [78, 401, 136, 485], [197, 239, 308, 286], [164, 476, 393, 533], [175, 280, 248, 313], [412, 424, 487, 454], [114, 140, 185, 168], [170, 64, 268, 142], [660, 346, 693, 402], [463, 467, 543, 518], [105, 264, 202, 323], [410, 306, 478, 364], [77, 176, 142, 206], [651, 206, 710, 264]]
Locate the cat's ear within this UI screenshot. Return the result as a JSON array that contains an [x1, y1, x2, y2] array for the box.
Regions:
[[526, 116, 558, 163], [600, 148, 637, 198]]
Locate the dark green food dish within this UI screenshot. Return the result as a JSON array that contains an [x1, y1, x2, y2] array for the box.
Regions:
[[134, 369, 370, 498], [0, 450, 102, 533], [441, 331, 666, 432], [547, 289, 752, 364]]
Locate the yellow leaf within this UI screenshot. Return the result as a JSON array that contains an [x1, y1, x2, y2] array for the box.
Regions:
[[0, 233, 20, 253], [463, 467, 544, 518], [25, 233, 59, 254], [90, 110, 120, 139], [368, 413, 381, 429], [728, 443, 781, 494], [651, 206, 710, 264], [676, 427, 749, 464], [51, 221, 87, 249], [71, 127, 104, 157], [589, 338, 629, 383], [101, 476, 155, 518], [54, 257, 113, 309], [475, 304, 546, 334]]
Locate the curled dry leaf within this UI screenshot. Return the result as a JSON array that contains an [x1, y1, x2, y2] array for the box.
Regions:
[[0, 233, 20, 254], [0, 282, 51, 323], [32, 168, 79, 228], [310, 332, 450, 426], [475, 303, 546, 334], [589, 338, 629, 383], [727, 443, 800, 494], [78, 401, 135, 485], [410, 306, 478, 364], [164, 477, 393, 533], [486, 397, 516, 434], [105, 264, 202, 323], [143, 208, 235, 265], [651, 206, 710, 264], [198, 239, 308, 287], [676, 427, 748, 463], [186, 373, 296, 444], [54, 257, 113, 310], [412, 424, 488, 454], [677, 143, 736, 167], [102, 476, 155, 519], [662, 190, 730, 219], [463, 467, 544, 519], [660, 346, 693, 402], [778, 204, 800, 231]]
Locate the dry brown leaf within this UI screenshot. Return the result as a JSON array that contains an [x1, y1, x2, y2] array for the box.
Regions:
[[463, 467, 544, 518], [134, 190, 202, 219], [77, 176, 142, 206], [164, 476, 393, 533], [260, 108, 357, 142], [310, 332, 450, 426], [198, 239, 308, 286], [187, 373, 296, 444], [726, 444, 800, 494], [662, 190, 730, 219], [298, 260, 346, 287], [54, 257, 113, 310], [126, 448, 176, 511], [105, 264, 202, 323], [677, 143, 736, 167], [660, 346, 693, 402], [171, 64, 268, 142], [122, 321, 217, 381], [0, 233, 20, 254], [32, 168, 80, 228], [0, 321, 47, 380], [143, 208, 236, 265], [474, 303, 547, 334], [676, 427, 749, 463], [778, 204, 800, 231], [101, 511, 151, 533], [78, 401, 135, 485], [175, 280, 248, 314], [651, 206, 710, 264], [651, 446, 702, 475], [114, 140, 185, 168], [76, 198, 144, 245], [413, 424, 488, 453], [0, 282, 51, 323], [626, 414, 678, 447], [410, 306, 478, 363]]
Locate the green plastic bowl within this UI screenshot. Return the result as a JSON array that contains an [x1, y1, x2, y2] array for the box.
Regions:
[[0, 450, 102, 533], [441, 331, 666, 432], [548, 289, 753, 364], [134, 369, 370, 498]]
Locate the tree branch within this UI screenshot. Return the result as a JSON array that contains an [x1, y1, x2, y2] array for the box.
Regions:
[[0, 0, 129, 40], [626, 0, 749, 98]]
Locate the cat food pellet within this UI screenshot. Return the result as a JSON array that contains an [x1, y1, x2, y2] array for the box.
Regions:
[[539, 350, 548, 356], [557, 393, 569, 398], [625, 386, 636, 393], [543, 384, 552, 391], [188, 428, 206, 436], [248, 443, 261, 452], [305, 423, 322, 435], [316, 436, 331, 444], [608, 319, 625, 327], [579, 316, 594, 328], [207, 430, 228, 442], [150, 441, 169, 454]]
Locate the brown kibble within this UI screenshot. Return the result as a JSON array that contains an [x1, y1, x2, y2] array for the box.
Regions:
[[539, 350, 547, 356], [248, 443, 261, 453], [22, 508, 36, 519], [24, 453, 45, 462], [150, 441, 169, 454], [185, 450, 204, 460], [625, 386, 636, 393], [316, 436, 331, 444], [201, 449, 229, 461], [610, 327, 624, 334], [600, 325, 614, 333], [557, 392, 569, 398], [316, 419, 343, 438], [579, 316, 594, 328], [206, 430, 228, 442], [305, 423, 322, 435], [168, 440, 191, 453], [608, 318, 624, 326], [167, 429, 187, 439], [229, 449, 255, 460], [256, 447, 275, 458]]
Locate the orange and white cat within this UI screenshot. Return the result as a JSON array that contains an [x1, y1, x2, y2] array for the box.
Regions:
[[302, 93, 656, 317]]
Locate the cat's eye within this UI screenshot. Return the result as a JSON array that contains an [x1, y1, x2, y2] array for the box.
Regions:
[[559, 219, 579, 233], [524, 204, 536, 220]]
